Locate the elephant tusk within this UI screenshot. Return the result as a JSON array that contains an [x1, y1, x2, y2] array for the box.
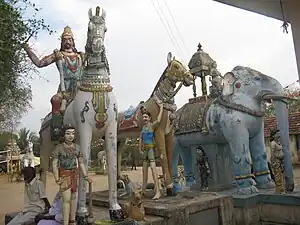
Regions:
[[262, 94, 294, 104]]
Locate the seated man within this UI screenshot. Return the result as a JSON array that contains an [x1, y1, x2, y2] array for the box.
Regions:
[[36, 192, 62, 225], [8, 167, 51, 225]]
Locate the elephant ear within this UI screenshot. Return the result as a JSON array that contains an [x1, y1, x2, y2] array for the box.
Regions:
[[222, 72, 236, 96]]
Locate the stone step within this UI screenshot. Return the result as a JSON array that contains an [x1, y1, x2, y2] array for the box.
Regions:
[[92, 206, 164, 225], [88, 190, 234, 225]]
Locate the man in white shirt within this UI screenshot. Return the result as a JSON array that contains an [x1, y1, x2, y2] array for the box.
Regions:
[[8, 167, 50, 225]]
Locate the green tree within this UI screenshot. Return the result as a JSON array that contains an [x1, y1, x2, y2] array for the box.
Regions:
[[265, 88, 300, 116], [0, 131, 18, 151], [0, 0, 54, 130], [17, 127, 30, 150], [16, 127, 39, 151]]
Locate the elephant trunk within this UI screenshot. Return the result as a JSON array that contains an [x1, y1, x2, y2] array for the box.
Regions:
[[274, 100, 294, 192]]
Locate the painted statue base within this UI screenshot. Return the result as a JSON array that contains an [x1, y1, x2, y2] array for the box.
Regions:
[[218, 188, 300, 225], [87, 190, 234, 225]]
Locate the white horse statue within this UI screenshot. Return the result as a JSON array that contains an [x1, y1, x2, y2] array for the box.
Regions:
[[23, 141, 35, 168], [62, 7, 123, 221]]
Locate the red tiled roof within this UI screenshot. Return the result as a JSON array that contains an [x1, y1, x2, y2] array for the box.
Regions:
[[264, 112, 300, 137]]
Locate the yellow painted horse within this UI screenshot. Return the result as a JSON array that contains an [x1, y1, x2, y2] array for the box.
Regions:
[[118, 52, 194, 195]]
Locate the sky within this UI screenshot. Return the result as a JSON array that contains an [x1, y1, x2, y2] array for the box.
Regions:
[[19, 0, 298, 133]]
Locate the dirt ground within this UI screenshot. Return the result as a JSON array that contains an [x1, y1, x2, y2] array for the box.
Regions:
[[0, 167, 159, 224], [1, 166, 300, 224]]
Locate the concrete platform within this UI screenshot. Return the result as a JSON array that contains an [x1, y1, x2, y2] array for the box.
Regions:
[[88, 190, 234, 225], [219, 188, 300, 225]]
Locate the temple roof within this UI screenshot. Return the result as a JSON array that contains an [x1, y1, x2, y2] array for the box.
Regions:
[[264, 112, 300, 137], [213, 0, 289, 22]]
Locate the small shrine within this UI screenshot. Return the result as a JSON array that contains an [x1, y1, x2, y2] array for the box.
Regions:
[[5, 139, 21, 161], [188, 43, 222, 102], [5, 138, 21, 176]]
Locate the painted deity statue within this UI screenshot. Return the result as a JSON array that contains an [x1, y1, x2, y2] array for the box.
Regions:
[[195, 146, 210, 191], [52, 124, 92, 225], [270, 129, 285, 193], [139, 104, 164, 200], [23, 26, 85, 140]]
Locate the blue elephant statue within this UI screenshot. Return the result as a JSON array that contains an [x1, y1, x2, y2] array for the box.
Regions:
[[172, 66, 294, 195]]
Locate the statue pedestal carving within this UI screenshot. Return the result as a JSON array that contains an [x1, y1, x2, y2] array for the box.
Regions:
[[87, 190, 234, 225]]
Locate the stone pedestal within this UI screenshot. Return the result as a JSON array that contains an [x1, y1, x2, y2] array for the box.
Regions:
[[88, 190, 234, 225], [220, 188, 300, 225]]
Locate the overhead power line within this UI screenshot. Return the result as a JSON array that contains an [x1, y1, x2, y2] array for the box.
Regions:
[[154, 0, 186, 62], [162, 0, 189, 58], [150, 0, 187, 63]]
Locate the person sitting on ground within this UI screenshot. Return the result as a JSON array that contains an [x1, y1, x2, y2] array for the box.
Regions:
[[7, 167, 51, 225], [35, 191, 63, 225]]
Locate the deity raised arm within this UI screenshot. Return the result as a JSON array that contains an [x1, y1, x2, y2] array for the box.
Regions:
[[51, 124, 92, 225], [23, 26, 85, 141]]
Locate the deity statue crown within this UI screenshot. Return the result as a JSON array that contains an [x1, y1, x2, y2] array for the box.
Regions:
[[61, 26, 73, 38]]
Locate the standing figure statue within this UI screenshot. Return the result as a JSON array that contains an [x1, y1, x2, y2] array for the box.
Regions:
[[195, 146, 210, 190], [139, 104, 164, 200], [23, 26, 84, 141], [97, 150, 107, 174], [270, 129, 285, 193], [52, 124, 92, 225], [23, 141, 35, 168]]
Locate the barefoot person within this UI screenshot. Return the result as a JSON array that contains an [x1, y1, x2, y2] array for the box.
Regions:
[[8, 167, 51, 225], [139, 104, 163, 200], [52, 124, 92, 225]]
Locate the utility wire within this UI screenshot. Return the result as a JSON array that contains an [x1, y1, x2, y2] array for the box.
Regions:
[[150, 0, 185, 62], [155, 0, 186, 62], [162, 0, 189, 59]]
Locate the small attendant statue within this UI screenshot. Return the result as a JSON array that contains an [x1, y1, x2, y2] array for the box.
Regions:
[[270, 129, 285, 194], [52, 124, 92, 225], [196, 146, 210, 190], [139, 104, 164, 200]]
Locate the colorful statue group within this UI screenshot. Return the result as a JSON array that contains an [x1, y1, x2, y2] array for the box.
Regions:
[[24, 6, 123, 223], [17, 4, 295, 225]]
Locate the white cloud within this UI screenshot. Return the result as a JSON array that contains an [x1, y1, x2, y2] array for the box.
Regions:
[[19, 0, 298, 133]]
